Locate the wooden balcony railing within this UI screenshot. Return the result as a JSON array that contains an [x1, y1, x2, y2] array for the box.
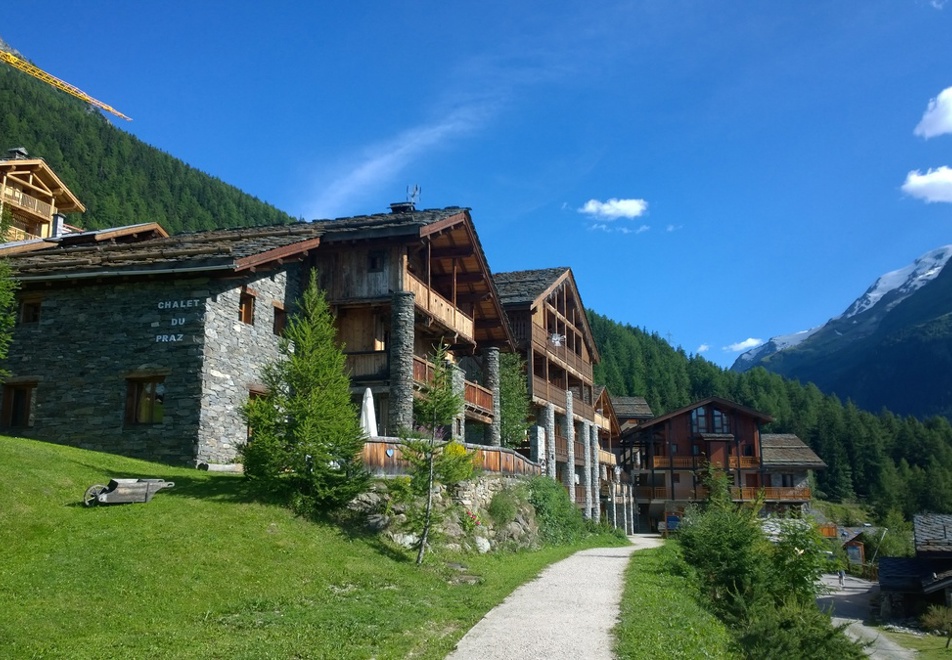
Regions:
[[599, 449, 616, 467], [345, 350, 389, 380], [554, 434, 568, 460], [362, 439, 541, 477], [649, 456, 696, 469], [530, 375, 594, 419], [732, 487, 811, 501], [728, 457, 759, 469], [2, 185, 52, 220], [574, 440, 586, 465], [404, 272, 474, 341], [530, 325, 593, 382], [412, 356, 493, 419], [574, 485, 587, 504]]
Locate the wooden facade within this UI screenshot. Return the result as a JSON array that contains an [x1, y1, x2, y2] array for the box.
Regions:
[[619, 396, 818, 531], [0, 148, 84, 241]]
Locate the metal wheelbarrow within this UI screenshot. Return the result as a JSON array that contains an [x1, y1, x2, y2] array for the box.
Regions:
[[83, 478, 175, 507]]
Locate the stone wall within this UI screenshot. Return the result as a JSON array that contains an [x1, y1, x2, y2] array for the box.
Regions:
[[197, 267, 300, 465], [1, 266, 298, 466]]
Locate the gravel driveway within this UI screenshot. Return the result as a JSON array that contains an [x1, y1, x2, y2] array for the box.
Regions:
[[445, 535, 664, 660]]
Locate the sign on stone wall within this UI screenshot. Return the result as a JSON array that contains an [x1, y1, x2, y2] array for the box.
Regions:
[[153, 298, 203, 343]]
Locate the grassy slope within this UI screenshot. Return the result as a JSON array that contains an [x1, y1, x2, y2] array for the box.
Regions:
[[0, 436, 613, 659]]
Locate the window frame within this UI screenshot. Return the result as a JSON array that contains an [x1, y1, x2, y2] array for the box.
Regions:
[[239, 286, 257, 325], [18, 297, 42, 324], [1, 382, 37, 428], [272, 302, 286, 336], [124, 376, 166, 425]]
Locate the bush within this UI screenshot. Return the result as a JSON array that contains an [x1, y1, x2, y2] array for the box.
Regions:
[[488, 487, 521, 526], [527, 476, 586, 545]]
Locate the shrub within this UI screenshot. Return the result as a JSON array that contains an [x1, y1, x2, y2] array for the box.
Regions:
[[527, 476, 585, 545], [488, 487, 520, 526]]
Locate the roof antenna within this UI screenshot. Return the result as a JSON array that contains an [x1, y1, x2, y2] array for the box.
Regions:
[[407, 184, 421, 208]]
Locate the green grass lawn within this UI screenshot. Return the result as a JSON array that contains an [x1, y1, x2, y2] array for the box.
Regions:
[[879, 627, 952, 658], [0, 436, 621, 659], [614, 544, 737, 659]]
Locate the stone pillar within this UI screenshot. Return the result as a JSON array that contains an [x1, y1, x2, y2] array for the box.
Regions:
[[628, 484, 635, 534], [451, 363, 465, 442], [530, 425, 545, 467], [388, 291, 415, 434], [609, 482, 616, 529], [581, 421, 592, 519], [485, 347, 501, 447], [591, 425, 601, 523], [545, 403, 557, 480], [621, 483, 629, 534], [563, 392, 575, 498]]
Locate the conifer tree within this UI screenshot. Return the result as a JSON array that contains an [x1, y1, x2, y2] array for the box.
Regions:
[[499, 351, 531, 448], [240, 270, 368, 514]]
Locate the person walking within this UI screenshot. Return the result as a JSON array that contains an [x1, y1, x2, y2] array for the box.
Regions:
[[838, 568, 845, 588]]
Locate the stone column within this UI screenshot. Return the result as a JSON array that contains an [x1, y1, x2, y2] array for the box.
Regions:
[[485, 347, 501, 447], [591, 425, 600, 523], [609, 482, 616, 529], [451, 363, 465, 442], [628, 484, 635, 534], [621, 482, 629, 534], [581, 421, 592, 519], [530, 425, 545, 467], [388, 291, 415, 434], [563, 392, 575, 498], [545, 403, 557, 480]]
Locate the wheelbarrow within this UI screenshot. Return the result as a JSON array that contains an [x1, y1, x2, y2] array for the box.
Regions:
[[83, 478, 175, 507]]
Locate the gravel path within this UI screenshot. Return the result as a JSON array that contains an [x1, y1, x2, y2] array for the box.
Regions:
[[445, 535, 663, 660], [816, 574, 918, 660]]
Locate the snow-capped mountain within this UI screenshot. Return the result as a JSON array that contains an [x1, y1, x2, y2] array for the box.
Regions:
[[733, 245, 952, 372], [730, 244, 952, 419]]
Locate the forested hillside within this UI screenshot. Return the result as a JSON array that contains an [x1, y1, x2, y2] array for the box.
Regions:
[[589, 311, 952, 520], [0, 60, 294, 233]]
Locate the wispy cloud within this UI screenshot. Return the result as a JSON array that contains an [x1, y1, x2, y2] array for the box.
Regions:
[[914, 86, 952, 139], [902, 166, 952, 203], [723, 338, 763, 352], [305, 106, 491, 218], [666, 224, 682, 232], [697, 344, 710, 354]]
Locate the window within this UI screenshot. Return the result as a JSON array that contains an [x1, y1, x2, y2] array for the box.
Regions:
[[368, 250, 385, 273], [712, 408, 730, 433], [272, 303, 286, 336], [18, 298, 41, 324], [781, 473, 795, 488], [239, 286, 256, 325], [743, 444, 754, 457], [246, 387, 267, 440], [125, 377, 165, 424], [672, 473, 681, 484], [691, 407, 707, 433], [1, 383, 36, 428]]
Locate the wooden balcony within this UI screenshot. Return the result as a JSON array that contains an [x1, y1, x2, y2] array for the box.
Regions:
[[345, 350, 389, 380], [574, 485, 587, 504], [728, 456, 760, 469], [554, 434, 568, 460], [2, 185, 52, 221], [404, 271, 474, 341], [530, 375, 594, 420], [599, 449, 616, 467], [412, 356, 493, 419], [362, 439, 541, 477], [643, 455, 760, 470], [530, 325, 593, 382], [649, 456, 696, 469], [732, 487, 811, 502]]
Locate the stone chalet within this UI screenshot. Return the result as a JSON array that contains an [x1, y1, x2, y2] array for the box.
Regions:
[[0, 206, 518, 467]]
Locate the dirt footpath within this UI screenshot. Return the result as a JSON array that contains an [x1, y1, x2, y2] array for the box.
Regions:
[[445, 535, 664, 660], [816, 573, 917, 660]]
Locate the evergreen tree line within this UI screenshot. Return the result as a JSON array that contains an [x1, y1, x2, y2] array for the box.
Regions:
[[589, 311, 952, 520], [0, 64, 294, 234]]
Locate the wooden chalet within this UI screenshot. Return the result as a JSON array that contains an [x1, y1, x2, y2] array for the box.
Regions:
[[880, 514, 952, 617], [760, 433, 825, 514], [611, 395, 654, 432], [311, 204, 514, 440], [493, 267, 614, 519], [619, 396, 818, 531], [0, 147, 84, 241]]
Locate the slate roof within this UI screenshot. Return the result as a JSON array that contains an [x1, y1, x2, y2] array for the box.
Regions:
[[3, 208, 466, 281], [492, 268, 569, 307], [914, 514, 952, 554], [610, 395, 653, 421], [760, 434, 826, 468], [879, 556, 952, 594]]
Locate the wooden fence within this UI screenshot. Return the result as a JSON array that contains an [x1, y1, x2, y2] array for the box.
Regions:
[[361, 438, 542, 478]]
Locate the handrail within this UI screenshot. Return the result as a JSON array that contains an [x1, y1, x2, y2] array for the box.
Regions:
[[404, 272, 474, 340], [2, 185, 52, 219], [361, 438, 541, 477]]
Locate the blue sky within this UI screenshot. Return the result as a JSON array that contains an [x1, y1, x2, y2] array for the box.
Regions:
[[5, 1, 952, 368]]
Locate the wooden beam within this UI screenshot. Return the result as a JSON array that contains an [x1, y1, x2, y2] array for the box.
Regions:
[[429, 245, 474, 259], [431, 272, 484, 285]]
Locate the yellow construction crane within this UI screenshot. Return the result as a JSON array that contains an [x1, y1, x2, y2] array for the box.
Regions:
[[0, 48, 131, 121]]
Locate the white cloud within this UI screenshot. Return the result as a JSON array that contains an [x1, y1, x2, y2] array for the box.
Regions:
[[901, 166, 952, 203], [723, 338, 763, 352], [578, 198, 649, 219], [697, 344, 710, 354], [914, 86, 952, 138], [666, 224, 682, 232]]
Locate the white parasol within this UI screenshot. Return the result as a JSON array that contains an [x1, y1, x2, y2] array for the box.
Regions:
[[359, 388, 378, 438]]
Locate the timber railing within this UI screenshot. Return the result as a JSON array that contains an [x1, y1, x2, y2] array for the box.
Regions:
[[404, 272, 474, 341], [361, 437, 542, 477], [412, 356, 493, 418], [631, 486, 811, 502], [2, 185, 52, 219]]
